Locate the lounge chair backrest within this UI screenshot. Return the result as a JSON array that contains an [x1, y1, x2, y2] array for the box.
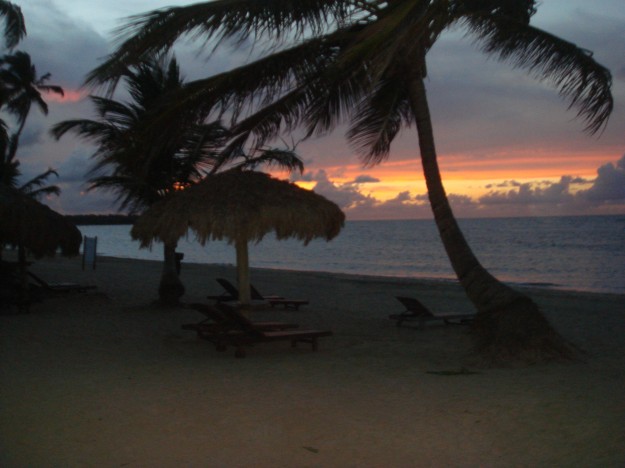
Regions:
[[249, 284, 265, 300], [190, 303, 228, 322], [217, 278, 267, 301], [395, 296, 433, 317], [216, 278, 240, 299], [215, 302, 257, 331]]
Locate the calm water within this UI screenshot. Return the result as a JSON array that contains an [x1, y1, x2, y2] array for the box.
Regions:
[[79, 215, 625, 295]]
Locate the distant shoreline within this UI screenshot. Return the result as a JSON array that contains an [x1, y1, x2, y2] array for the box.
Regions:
[[68, 214, 136, 225]]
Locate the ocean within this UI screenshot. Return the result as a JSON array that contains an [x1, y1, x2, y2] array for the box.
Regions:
[[78, 215, 625, 295]]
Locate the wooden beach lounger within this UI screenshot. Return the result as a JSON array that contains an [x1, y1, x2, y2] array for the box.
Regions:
[[183, 302, 332, 358], [27, 270, 96, 294], [182, 302, 299, 332], [210, 278, 309, 310], [390, 296, 474, 329]]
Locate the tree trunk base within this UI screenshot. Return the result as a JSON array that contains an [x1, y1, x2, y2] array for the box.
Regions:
[[471, 297, 578, 366], [158, 273, 185, 307]]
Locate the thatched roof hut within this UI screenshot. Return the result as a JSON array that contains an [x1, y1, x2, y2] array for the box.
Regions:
[[0, 185, 81, 258], [132, 170, 345, 304]]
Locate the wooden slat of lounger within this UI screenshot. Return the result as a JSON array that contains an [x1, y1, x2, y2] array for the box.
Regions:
[[267, 298, 309, 310]]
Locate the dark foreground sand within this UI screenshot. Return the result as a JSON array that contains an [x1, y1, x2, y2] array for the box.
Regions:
[[1, 254, 624, 467]]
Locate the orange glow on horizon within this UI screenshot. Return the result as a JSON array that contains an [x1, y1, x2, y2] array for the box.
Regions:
[[256, 146, 619, 205], [45, 89, 86, 103]]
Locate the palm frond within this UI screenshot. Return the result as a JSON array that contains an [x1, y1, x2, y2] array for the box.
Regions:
[[18, 168, 60, 199], [86, 0, 354, 89], [347, 77, 413, 165], [464, 14, 613, 134], [234, 148, 305, 174], [0, 0, 26, 49]]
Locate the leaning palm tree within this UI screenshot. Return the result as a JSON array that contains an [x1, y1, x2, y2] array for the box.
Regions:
[[53, 54, 304, 305], [86, 1, 612, 363]]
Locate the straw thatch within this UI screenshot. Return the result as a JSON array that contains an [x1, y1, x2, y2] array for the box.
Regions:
[[131, 170, 345, 305], [0, 185, 81, 258], [131, 170, 345, 248]]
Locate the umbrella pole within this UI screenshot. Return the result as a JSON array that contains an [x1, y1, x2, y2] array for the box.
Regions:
[[17, 242, 29, 312], [235, 237, 251, 306]]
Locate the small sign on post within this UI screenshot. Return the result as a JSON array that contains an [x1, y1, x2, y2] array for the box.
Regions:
[[82, 236, 97, 270]]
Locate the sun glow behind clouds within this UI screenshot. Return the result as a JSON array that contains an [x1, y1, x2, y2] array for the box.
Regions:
[[45, 89, 86, 103]]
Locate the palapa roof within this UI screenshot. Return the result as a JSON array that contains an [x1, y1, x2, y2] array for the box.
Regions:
[[131, 170, 345, 247], [0, 185, 82, 258]]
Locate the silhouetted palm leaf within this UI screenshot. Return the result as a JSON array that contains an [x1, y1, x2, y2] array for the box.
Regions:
[[0, 0, 25, 49]]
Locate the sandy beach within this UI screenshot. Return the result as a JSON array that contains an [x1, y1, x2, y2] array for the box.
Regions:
[[1, 254, 624, 467]]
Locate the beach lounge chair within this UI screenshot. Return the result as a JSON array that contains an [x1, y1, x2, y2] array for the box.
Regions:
[[389, 296, 474, 329], [184, 302, 332, 358], [27, 270, 96, 294], [211, 278, 309, 310], [182, 302, 299, 333]]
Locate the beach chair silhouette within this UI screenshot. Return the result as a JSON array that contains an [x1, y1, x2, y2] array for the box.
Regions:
[[182, 302, 299, 333], [389, 296, 474, 329], [183, 302, 331, 358], [211, 278, 309, 310], [27, 270, 96, 294]]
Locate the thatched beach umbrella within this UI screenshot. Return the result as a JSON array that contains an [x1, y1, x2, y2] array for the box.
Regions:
[[0, 185, 82, 308], [132, 170, 345, 305], [0, 185, 82, 258]]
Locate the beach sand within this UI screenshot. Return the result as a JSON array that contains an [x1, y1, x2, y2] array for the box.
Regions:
[[1, 254, 624, 467]]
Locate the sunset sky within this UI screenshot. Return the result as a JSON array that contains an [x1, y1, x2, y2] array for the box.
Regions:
[[10, 0, 625, 220]]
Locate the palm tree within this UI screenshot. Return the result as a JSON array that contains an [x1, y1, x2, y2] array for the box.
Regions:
[[53, 54, 304, 305], [0, 50, 63, 197], [85, 1, 613, 363], [0, 51, 64, 136], [0, 0, 25, 49]]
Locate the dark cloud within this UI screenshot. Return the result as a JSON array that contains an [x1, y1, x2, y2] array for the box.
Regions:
[[479, 177, 576, 205], [581, 155, 625, 202], [16, 124, 46, 147], [349, 175, 380, 184], [475, 156, 625, 211], [485, 180, 522, 189], [306, 170, 375, 210], [19, 2, 110, 88], [56, 149, 94, 183]]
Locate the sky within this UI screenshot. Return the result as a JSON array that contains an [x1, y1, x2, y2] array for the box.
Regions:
[[8, 0, 625, 220]]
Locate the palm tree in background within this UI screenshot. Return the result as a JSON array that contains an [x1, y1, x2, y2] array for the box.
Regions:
[[53, 54, 304, 305], [85, 0, 613, 363], [0, 0, 25, 49], [0, 51, 64, 136], [0, 51, 63, 197], [0, 7, 62, 269]]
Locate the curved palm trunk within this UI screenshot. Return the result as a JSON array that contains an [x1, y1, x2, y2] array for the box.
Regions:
[[406, 70, 573, 364], [158, 241, 185, 305]]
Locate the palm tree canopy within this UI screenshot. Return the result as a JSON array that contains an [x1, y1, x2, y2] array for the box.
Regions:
[[52, 55, 229, 213], [131, 170, 345, 247], [0, 0, 25, 49], [87, 0, 613, 162], [0, 51, 64, 128], [54, 53, 308, 213]]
